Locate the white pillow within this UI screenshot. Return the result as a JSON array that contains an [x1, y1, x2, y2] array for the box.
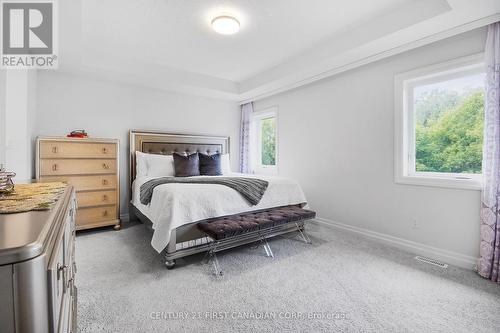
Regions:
[[136, 151, 175, 177], [135, 151, 148, 177], [221, 153, 231, 174]]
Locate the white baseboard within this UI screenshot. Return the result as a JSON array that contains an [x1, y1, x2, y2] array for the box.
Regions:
[[313, 217, 478, 270]]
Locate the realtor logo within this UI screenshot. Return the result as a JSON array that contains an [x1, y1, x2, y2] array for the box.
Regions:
[[1, 0, 57, 68]]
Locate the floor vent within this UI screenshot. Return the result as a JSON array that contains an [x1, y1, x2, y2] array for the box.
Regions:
[[414, 256, 448, 268]]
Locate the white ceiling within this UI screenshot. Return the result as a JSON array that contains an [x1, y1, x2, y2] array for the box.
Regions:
[[59, 0, 500, 102], [81, 0, 413, 82]]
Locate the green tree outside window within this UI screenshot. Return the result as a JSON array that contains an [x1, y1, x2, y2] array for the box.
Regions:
[[415, 89, 484, 174], [261, 117, 276, 166]]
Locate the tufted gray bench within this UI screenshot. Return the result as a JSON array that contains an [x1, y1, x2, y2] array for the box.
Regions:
[[198, 205, 316, 276]]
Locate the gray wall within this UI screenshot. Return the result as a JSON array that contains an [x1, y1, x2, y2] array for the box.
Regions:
[[0, 71, 5, 167], [254, 28, 487, 261], [1, 70, 37, 181], [35, 72, 240, 215]]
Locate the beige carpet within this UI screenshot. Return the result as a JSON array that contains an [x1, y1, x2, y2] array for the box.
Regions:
[[76, 221, 500, 332]]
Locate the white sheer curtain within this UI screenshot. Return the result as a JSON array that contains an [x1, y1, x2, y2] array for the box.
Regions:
[[239, 102, 254, 173], [479, 22, 500, 283]]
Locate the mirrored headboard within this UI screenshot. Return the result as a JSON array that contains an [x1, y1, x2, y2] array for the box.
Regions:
[[129, 130, 230, 186]]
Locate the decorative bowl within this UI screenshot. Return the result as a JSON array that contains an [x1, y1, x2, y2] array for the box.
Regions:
[[0, 167, 16, 195]]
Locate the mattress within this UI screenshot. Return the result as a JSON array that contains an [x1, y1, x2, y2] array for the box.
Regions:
[[131, 173, 307, 252]]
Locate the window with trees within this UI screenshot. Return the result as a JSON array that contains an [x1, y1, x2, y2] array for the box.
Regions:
[[395, 54, 485, 189], [251, 107, 278, 174]]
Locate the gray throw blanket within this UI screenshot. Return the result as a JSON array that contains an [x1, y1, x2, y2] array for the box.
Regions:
[[140, 177, 269, 206]]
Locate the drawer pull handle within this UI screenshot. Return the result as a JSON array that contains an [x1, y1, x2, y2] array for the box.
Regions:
[[102, 195, 108, 201], [103, 210, 108, 217], [52, 146, 58, 153], [57, 264, 67, 280], [102, 147, 107, 154], [52, 164, 58, 171], [102, 179, 108, 185], [102, 163, 109, 169]]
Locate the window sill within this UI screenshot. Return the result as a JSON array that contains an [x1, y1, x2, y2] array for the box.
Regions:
[[395, 175, 482, 191]]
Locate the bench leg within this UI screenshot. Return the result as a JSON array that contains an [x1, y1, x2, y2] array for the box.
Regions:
[[203, 243, 223, 276], [261, 237, 274, 258], [201, 250, 210, 264], [296, 223, 312, 244], [211, 251, 223, 276]]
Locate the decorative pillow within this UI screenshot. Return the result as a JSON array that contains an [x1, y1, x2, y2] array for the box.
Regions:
[[220, 154, 231, 174], [199, 153, 222, 176], [136, 151, 175, 177], [173, 153, 200, 177]]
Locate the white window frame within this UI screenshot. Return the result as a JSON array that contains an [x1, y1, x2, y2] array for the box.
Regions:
[[250, 106, 278, 175], [394, 53, 485, 190]]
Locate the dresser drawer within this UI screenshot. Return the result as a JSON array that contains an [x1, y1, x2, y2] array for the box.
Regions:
[[39, 175, 117, 191], [40, 141, 117, 158], [48, 234, 65, 332], [40, 159, 116, 176], [76, 190, 117, 208], [76, 206, 117, 226]]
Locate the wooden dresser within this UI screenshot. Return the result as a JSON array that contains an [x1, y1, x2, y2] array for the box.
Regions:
[[36, 137, 120, 231]]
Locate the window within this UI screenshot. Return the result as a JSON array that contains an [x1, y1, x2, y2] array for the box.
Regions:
[[395, 54, 485, 190], [251, 107, 278, 174]]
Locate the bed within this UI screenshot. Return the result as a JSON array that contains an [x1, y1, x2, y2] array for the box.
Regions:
[[129, 130, 309, 268]]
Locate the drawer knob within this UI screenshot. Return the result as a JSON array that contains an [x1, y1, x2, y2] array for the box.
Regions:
[[52, 164, 58, 171], [102, 163, 109, 169], [102, 147, 107, 154], [102, 194, 108, 201], [102, 179, 108, 185], [52, 146, 58, 153], [103, 210, 108, 217]]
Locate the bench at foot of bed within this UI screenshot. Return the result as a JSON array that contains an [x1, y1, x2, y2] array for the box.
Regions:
[[197, 205, 316, 276]]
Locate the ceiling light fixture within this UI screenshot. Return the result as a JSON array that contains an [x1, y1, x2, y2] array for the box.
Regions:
[[211, 15, 240, 35]]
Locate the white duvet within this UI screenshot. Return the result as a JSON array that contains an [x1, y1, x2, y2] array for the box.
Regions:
[[131, 173, 307, 253]]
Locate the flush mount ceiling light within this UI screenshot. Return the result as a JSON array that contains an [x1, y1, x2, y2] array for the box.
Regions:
[[211, 15, 240, 35]]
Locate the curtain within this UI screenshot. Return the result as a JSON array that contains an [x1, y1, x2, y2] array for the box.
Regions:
[[479, 22, 500, 282], [239, 102, 254, 173]]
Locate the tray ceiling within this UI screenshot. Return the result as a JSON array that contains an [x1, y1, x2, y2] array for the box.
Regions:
[[58, 0, 500, 102]]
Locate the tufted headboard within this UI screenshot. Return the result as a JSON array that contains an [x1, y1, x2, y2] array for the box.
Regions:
[[129, 130, 230, 186]]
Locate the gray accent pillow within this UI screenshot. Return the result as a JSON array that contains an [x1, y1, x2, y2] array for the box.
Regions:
[[173, 153, 200, 177], [199, 153, 222, 176]]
